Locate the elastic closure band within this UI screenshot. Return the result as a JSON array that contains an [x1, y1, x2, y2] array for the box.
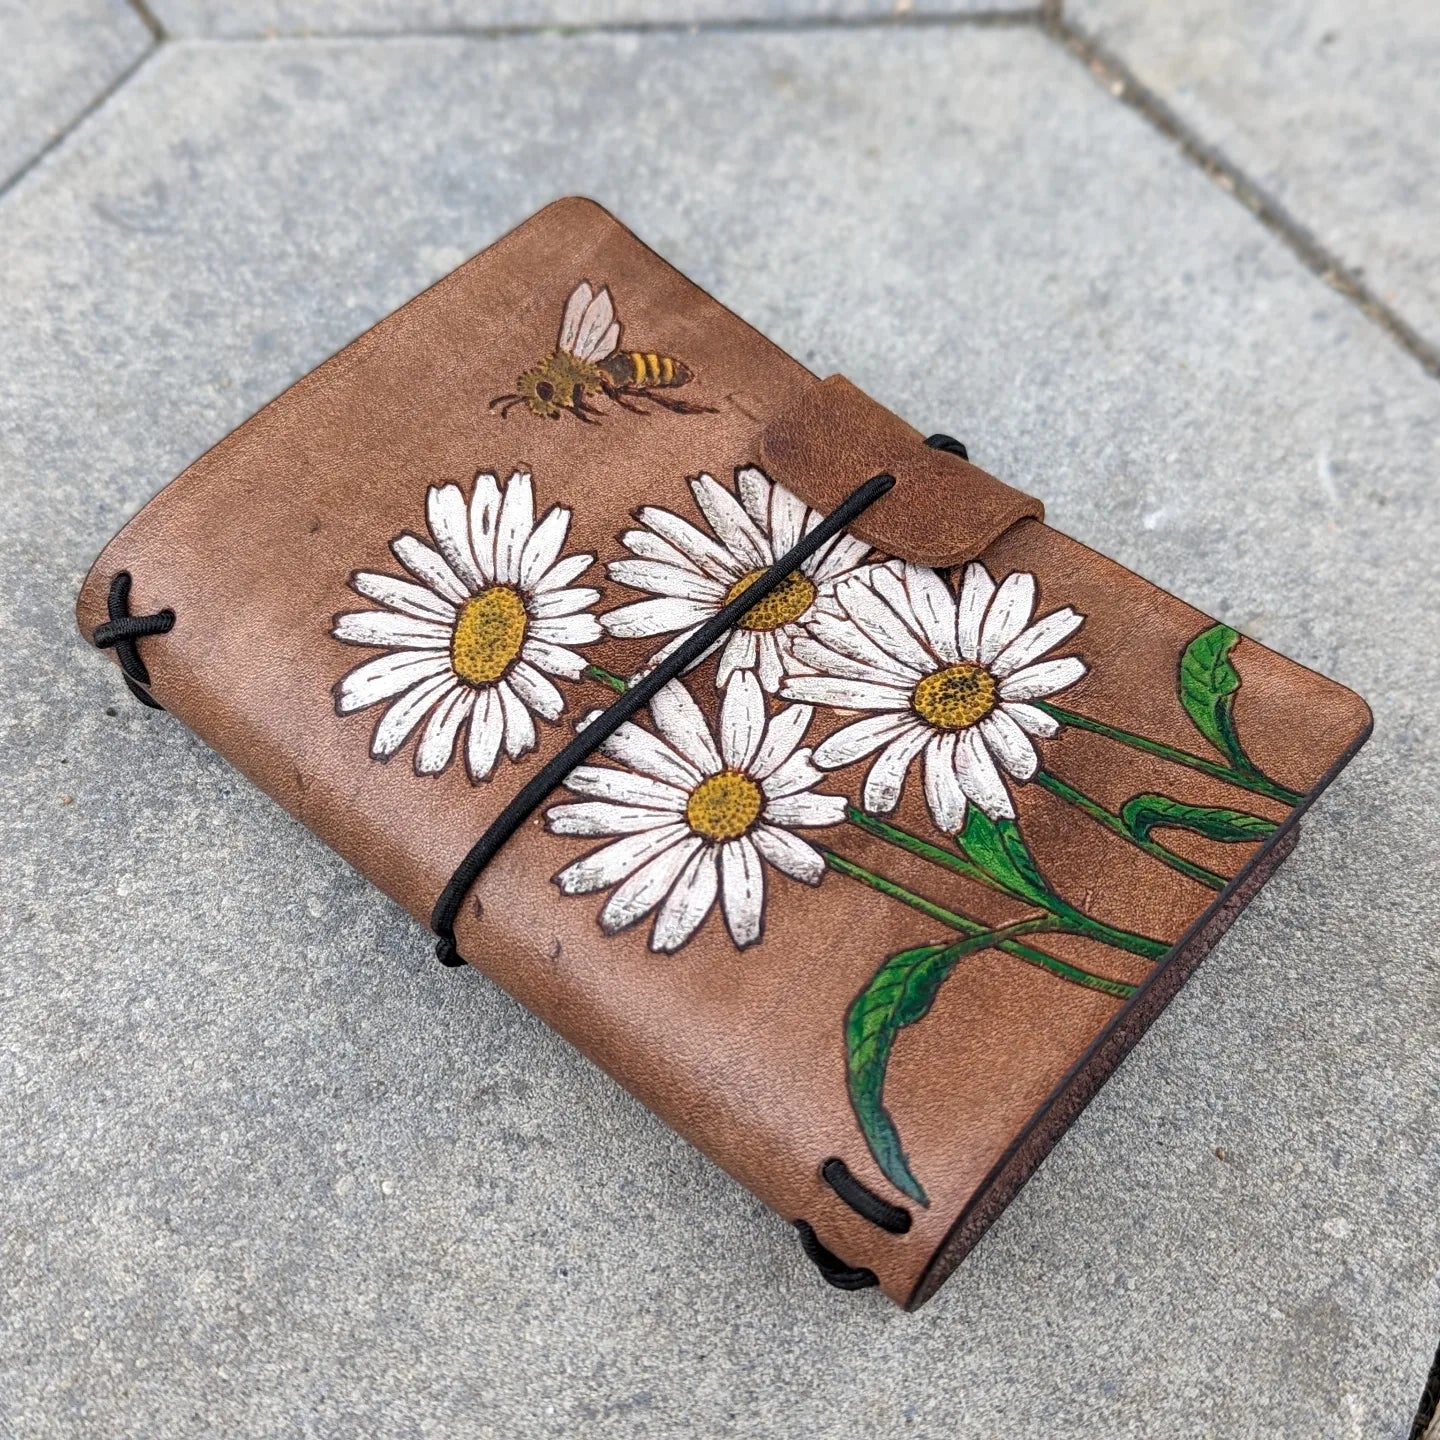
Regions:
[[794, 1221, 879, 1291], [93, 572, 174, 710], [430, 470, 897, 968]]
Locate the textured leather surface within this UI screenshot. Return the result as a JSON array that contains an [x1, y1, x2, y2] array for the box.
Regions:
[[75, 197, 1372, 1308], [761, 375, 1043, 566]]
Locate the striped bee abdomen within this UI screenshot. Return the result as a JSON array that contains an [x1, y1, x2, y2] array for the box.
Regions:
[[600, 352, 694, 389]]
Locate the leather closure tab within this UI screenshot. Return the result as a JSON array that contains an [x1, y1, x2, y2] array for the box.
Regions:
[[759, 375, 1043, 566]]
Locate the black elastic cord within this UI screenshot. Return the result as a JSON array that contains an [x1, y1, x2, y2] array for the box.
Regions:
[[821, 1157, 911, 1234], [92, 572, 174, 710], [794, 1220, 879, 1291], [430, 471, 897, 968], [924, 432, 969, 461]]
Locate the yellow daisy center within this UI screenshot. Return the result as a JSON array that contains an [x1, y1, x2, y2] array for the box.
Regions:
[[450, 586, 528, 686], [724, 567, 817, 632], [911, 662, 999, 731], [685, 770, 764, 842]]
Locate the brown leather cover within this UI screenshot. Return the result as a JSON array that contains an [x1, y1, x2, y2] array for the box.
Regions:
[[75, 197, 1372, 1308], [760, 375, 1042, 566]]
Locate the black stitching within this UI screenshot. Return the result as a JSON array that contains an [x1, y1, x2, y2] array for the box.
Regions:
[[92, 572, 174, 710], [822, 1157, 911, 1234]]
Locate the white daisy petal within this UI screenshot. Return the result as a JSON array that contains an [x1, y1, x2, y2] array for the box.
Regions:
[[789, 635, 894, 684], [998, 656, 1087, 702], [719, 837, 765, 948], [923, 733, 968, 834], [736, 464, 773, 534], [529, 586, 601, 619], [806, 610, 918, 680], [607, 558, 727, 603], [415, 686, 474, 775], [496, 679, 537, 759], [651, 844, 721, 952], [428, 484, 484, 590], [506, 660, 564, 721], [1002, 701, 1061, 738], [350, 571, 456, 623], [548, 801, 685, 837], [494, 471, 535, 584], [980, 708, 1039, 780], [617, 526, 705, 575], [862, 724, 931, 814], [556, 823, 690, 896], [392, 533, 470, 606], [956, 561, 996, 662], [760, 748, 825, 800], [520, 506, 572, 591], [690, 472, 771, 569], [782, 675, 912, 713], [715, 629, 758, 688], [812, 710, 916, 770], [529, 613, 601, 648], [991, 607, 1085, 679], [956, 726, 1015, 818], [635, 507, 743, 582], [601, 596, 716, 639], [750, 703, 814, 780], [869, 566, 940, 656], [601, 834, 703, 935], [466, 688, 504, 781], [469, 472, 502, 582], [371, 673, 455, 758], [720, 669, 766, 772], [598, 719, 703, 790], [333, 610, 452, 651], [979, 572, 1037, 665], [336, 650, 450, 713], [751, 824, 827, 885], [563, 764, 689, 811], [768, 478, 810, 556], [649, 681, 723, 775], [837, 578, 938, 675], [533, 552, 594, 593], [755, 631, 786, 693], [810, 531, 872, 584], [520, 639, 588, 680], [761, 792, 847, 828], [903, 564, 960, 662]]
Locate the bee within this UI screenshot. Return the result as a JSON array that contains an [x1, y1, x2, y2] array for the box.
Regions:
[[490, 280, 714, 424]]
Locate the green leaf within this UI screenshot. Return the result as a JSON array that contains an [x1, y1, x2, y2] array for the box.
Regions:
[[1120, 793, 1279, 845], [1178, 624, 1250, 769], [846, 937, 997, 1206], [955, 807, 1055, 908]]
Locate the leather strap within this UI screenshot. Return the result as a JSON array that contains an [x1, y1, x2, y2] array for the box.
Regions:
[[759, 375, 1043, 566]]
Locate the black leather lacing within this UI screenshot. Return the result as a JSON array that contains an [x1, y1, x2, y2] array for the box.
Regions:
[[92, 572, 174, 710], [429, 470, 897, 968], [822, 1158, 911, 1234], [794, 1220, 879, 1291]]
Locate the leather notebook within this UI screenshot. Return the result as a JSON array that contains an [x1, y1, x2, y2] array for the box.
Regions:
[[76, 197, 1372, 1309]]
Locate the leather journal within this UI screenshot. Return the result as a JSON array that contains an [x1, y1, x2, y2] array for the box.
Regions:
[[77, 198, 1372, 1309]]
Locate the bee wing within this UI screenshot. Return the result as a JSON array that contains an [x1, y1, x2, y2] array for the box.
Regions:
[[557, 281, 594, 356], [572, 286, 619, 361]]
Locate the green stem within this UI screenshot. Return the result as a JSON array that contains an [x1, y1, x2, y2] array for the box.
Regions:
[[844, 805, 1169, 961], [1034, 770, 1226, 891], [822, 850, 1138, 999], [583, 662, 629, 695], [1037, 701, 1304, 806]]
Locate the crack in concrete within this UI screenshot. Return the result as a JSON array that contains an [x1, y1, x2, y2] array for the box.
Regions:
[[1043, 11, 1440, 384]]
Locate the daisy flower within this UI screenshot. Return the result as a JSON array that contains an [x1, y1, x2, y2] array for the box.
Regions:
[[599, 465, 872, 692], [332, 471, 601, 780], [547, 672, 846, 952], [781, 560, 1086, 833]]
